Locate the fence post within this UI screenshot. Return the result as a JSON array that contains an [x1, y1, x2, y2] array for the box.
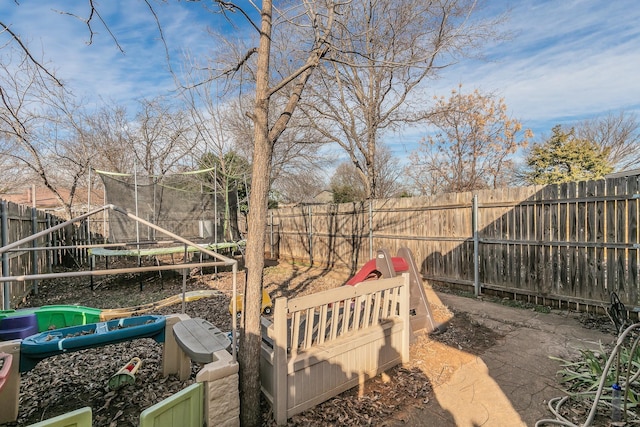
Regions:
[[270, 211, 274, 259], [51, 218, 63, 266], [369, 200, 373, 260], [308, 206, 313, 266], [473, 194, 480, 296], [31, 206, 39, 295], [2, 201, 9, 310], [46, 214, 52, 272]]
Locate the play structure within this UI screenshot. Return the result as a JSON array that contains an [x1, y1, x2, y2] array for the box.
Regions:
[[0, 204, 242, 425], [1, 201, 436, 426], [0, 291, 220, 340], [0, 204, 241, 351], [172, 317, 231, 364], [87, 240, 245, 280], [86, 240, 245, 292], [88, 240, 245, 258], [0, 313, 239, 426], [0, 306, 101, 340], [96, 167, 245, 243], [259, 246, 437, 424], [346, 247, 439, 335], [0, 314, 166, 423], [19, 315, 166, 372]]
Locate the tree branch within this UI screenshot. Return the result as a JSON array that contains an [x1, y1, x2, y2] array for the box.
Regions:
[[0, 21, 63, 86]]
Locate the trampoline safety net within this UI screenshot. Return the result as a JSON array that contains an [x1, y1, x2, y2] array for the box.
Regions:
[[98, 170, 228, 243]]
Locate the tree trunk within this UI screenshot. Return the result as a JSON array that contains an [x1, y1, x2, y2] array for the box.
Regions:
[[239, 1, 273, 425]]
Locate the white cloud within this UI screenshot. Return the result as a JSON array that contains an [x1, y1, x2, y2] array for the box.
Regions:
[[3, 0, 639, 151], [426, 0, 640, 135], [1, 0, 226, 108]]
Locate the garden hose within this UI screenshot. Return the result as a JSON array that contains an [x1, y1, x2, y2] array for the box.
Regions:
[[609, 292, 628, 334], [622, 333, 640, 419], [536, 293, 640, 426]]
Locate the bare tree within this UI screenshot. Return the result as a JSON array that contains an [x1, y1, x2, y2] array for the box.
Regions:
[[132, 97, 198, 176], [81, 104, 136, 173], [219, 93, 333, 203], [179, 81, 249, 240], [330, 161, 368, 202], [574, 111, 640, 172], [273, 169, 328, 204], [0, 135, 28, 193], [331, 144, 404, 202], [300, 0, 504, 199], [239, 2, 337, 423], [407, 87, 531, 195], [0, 46, 91, 218], [374, 145, 406, 198]]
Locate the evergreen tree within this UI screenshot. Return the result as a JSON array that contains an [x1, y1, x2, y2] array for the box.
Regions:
[[524, 125, 613, 184]]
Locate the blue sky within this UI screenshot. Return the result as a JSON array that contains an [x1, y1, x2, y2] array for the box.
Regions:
[[449, 0, 640, 135], [2, 0, 640, 154]]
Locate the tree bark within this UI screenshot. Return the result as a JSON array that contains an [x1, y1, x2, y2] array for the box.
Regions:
[[239, 1, 273, 425]]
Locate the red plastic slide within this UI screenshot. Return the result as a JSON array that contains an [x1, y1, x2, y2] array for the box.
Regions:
[[346, 257, 409, 285]]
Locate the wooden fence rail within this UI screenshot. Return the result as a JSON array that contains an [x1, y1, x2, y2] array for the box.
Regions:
[[266, 175, 640, 311]]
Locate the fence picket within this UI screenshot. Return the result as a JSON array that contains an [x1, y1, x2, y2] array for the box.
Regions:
[[629, 176, 639, 305], [0, 200, 102, 308], [267, 175, 640, 310]]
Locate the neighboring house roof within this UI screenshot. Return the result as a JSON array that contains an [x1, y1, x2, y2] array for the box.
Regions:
[[605, 168, 640, 179], [276, 190, 335, 208], [0, 187, 105, 212]]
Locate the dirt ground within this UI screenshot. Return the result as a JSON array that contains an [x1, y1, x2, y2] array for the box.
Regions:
[[4, 258, 564, 426]]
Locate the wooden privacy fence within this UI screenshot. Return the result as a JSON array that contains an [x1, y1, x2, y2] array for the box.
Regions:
[[266, 174, 640, 311], [0, 200, 99, 309]]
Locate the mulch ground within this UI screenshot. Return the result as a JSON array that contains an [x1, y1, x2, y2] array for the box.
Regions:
[[5, 259, 502, 427]]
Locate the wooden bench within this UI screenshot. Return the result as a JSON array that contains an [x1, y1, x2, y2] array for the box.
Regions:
[[260, 274, 410, 424]]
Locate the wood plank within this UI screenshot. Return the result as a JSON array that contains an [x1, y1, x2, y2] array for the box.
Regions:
[[363, 293, 373, 328], [510, 203, 519, 289], [595, 180, 606, 302], [291, 311, 301, 357], [558, 183, 569, 295], [568, 182, 578, 297], [329, 303, 340, 340], [317, 305, 328, 345], [606, 178, 617, 295], [535, 188, 544, 295], [304, 307, 315, 349], [616, 178, 628, 303], [585, 181, 597, 302], [628, 176, 639, 307], [371, 292, 382, 325], [547, 187, 554, 292], [577, 181, 587, 300]]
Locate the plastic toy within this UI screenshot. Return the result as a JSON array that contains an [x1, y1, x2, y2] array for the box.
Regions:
[[109, 357, 142, 390], [229, 290, 273, 317]]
